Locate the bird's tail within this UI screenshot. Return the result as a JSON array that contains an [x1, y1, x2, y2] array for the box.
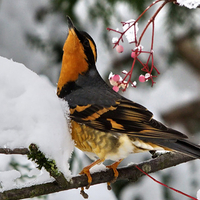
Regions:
[[142, 138, 200, 159], [157, 139, 200, 159]]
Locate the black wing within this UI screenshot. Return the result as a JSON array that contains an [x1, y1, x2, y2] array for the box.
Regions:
[[70, 97, 187, 140]]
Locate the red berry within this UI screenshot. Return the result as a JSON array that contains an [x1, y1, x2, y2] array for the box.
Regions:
[[131, 52, 136, 58], [139, 75, 145, 82], [112, 74, 120, 82], [113, 86, 119, 92], [116, 45, 124, 53]]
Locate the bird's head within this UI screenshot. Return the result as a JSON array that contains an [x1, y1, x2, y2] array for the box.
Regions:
[[57, 16, 97, 97]]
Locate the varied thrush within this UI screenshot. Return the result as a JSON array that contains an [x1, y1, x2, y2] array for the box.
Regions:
[[57, 16, 200, 192]]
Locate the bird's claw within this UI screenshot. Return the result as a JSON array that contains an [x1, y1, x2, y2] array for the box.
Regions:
[[80, 187, 89, 199]]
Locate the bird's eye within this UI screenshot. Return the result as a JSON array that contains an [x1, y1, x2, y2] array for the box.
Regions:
[[83, 39, 90, 47]]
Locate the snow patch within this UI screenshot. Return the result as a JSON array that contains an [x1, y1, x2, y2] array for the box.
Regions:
[[197, 189, 200, 200], [0, 170, 21, 191], [177, 0, 200, 9], [122, 19, 138, 43], [89, 163, 107, 174], [0, 56, 74, 186]]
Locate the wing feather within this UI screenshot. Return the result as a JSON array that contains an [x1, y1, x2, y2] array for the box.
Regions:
[[70, 98, 187, 140]]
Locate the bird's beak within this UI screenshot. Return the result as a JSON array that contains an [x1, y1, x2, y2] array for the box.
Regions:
[[66, 16, 75, 30]]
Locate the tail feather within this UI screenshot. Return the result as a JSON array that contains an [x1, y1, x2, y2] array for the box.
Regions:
[[165, 139, 200, 159], [141, 138, 200, 159]]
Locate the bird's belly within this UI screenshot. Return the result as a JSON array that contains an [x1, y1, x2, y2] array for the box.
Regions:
[[105, 134, 134, 161], [71, 120, 122, 160], [71, 120, 166, 161]]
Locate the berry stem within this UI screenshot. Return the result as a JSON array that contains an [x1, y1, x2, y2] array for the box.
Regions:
[[138, 0, 169, 45], [135, 165, 197, 200]]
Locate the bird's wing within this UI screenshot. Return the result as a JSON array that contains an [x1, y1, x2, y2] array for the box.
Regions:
[[70, 98, 187, 140]]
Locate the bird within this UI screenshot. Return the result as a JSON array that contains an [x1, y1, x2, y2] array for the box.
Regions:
[[57, 16, 200, 192]]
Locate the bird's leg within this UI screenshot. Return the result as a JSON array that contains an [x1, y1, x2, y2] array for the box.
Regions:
[[106, 159, 123, 190], [80, 158, 105, 190]]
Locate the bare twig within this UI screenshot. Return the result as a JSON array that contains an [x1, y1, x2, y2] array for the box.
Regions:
[[0, 147, 29, 155]]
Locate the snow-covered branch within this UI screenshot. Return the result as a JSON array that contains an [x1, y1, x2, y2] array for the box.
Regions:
[[0, 151, 196, 200]]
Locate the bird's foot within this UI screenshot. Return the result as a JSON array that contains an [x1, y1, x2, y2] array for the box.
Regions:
[[79, 158, 105, 196], [79, 167, 92, 189], [106, 159, 123, 190], [79, 166, 93, 199], [80, 187, 89, 199]]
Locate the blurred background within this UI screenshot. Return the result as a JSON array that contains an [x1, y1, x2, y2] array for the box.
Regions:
[[0, 0, 200, 199]]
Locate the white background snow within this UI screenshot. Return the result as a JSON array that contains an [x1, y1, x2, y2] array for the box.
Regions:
[[0, 0, 200, 199]]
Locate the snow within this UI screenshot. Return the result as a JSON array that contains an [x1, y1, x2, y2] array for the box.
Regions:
[[89, 163, 107, 174], [0, 165, 54, 192], [122, 19, 138, 43], [197, 189, 200, 200], [24, 166, 55, 189], [0, 170, 21, 190], [177, 0, 200, 9], [0, 56, 74, 189], [112, 37, 119, 44], [0, 154, 55, 192]]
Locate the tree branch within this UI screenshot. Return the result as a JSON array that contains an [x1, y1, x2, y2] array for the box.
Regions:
[[28, 144, 69, 187], [0, 147, 29, 155], [0, 151, 196, 200]]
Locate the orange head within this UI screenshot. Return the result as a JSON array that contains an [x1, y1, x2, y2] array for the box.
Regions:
[[57, 16, 97, 97]]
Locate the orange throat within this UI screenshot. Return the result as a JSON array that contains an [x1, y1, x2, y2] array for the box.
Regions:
[[57, 29, 88, 95]]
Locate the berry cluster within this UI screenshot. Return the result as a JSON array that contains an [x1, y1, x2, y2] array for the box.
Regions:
[[107, 0, 170, 92]]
